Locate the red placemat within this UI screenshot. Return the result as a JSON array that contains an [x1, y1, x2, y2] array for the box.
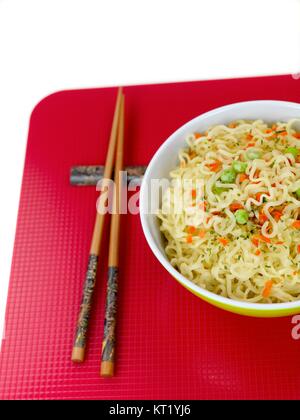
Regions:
[[1, 75, 300, 400]]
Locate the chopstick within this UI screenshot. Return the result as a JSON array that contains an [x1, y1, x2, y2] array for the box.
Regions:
[[100, 93, 125, 377], [72, 87, 123, 363]]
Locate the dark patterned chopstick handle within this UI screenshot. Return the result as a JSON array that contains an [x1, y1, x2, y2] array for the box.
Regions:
[[100, 266, 118, 377], [71, 254, 98, 363], [70, 165, 146, 186]]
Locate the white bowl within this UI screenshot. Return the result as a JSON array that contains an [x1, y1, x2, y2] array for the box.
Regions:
[[140, 100, 300, 317]]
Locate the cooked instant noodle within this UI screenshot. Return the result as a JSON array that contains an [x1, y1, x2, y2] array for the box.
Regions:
[[158, 119, 300, 303]]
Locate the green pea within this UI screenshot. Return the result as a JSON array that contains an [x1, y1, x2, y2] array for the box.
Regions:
[[235, 209, 249, 225], [296, 188, 300, 198], [246, 148, 261, 160], [220, 168, 236, 183], [285, 147, 299, 158], [232, 161, 248, 173], [212, 185, 226, 194]]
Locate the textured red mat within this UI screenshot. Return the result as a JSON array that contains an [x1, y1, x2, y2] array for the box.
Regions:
[[1, 75, 300, 400]]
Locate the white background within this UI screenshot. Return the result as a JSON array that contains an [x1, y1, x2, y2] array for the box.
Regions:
[[0, 0, 300, 341]]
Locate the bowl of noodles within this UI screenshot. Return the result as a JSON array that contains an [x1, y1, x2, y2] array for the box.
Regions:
[[140, 100, 300, 317]]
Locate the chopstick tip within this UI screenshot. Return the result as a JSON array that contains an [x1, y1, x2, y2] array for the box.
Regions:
[[71, 347, 85, 363], [100, 361, 114, 377]]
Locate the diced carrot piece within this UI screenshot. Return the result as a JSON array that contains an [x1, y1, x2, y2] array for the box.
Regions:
[[297, 244, 300, 254], [279, 131, 288, 136], [262, 280, 274, 298], [246, 142, 255, 148], [230, 202, 244, 212], [198, 229, 206, 238], [293, 132, 300, 139], [239, 173, 248, 182], [255, 192, 269, 202], [275, 241, 284, 245], [259, 211, 268, 225], [292, 220, 300, 229], [246, 133, 253, 140], [271, 124, 277, 130], [194, 132, 203, 139], [186, 235, 193, 243], [218, 237, 229, 246], [206, 160, 221, 172], [272, 211, 282, 221], [252, 237, 259, 247], [187, 226, 196, 234], [191, 189, 196, 199], [265, 129, 273, 134], [255, 249, 261, 256], [200, 201, 207, 211], [258, 234, 271, 243]]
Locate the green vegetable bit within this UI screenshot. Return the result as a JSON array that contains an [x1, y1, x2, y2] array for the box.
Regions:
[[235, 209, 249, 225], [232, 161, 248, 173], [296, 188, 300, 198], [212, 185, 226, 194], [220, 168, 236, 183], [285, 147, 299, 158], [246, 148, 261, 160]]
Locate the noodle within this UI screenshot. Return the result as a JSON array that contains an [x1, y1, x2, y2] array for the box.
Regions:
[[158, 119, 300, 303]]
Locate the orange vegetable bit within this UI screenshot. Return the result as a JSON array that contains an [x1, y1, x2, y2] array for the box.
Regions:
[[246, 142, 255, 148], [186, 235, 193, 244], [206, 160, 221, 172], [191, 189, 197, 199], [293, 132, 300, 139], [292, 220, 300, 229], [271, 124, 277, 131], [254, 169, 260, 179], [218, 237, 229, 246], [194, 132, 203, 139], [262, 280, 274, 298], [281, 131, 288, 136], [297, 244, 300, 254], [264, 129, 273, 134], [229, 202, 244, 212], [239, 173, 248, 183], [275, 241, 284, 245], [260, 234, 271, 243], [258, 234, 271, 243], [272, 210, 282, 222], [259, 211, 268, 225], [251, 237, 259, 247], [228, 122, 237, 128], [187, 226, 196, 234], [246, 133, 253, 140], [266, 223, 273, 234], [199, 200, 207, 211], [255, 249, 261, 256], [198, 229, 206, 238], [255, 192, 269, 202]]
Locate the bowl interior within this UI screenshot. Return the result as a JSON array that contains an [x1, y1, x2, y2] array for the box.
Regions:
[[140, 100, 300, 313]]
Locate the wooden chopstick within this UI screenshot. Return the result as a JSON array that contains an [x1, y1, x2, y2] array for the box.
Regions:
[[72, 87, 123, 363], [100, 93, 125, 377]]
